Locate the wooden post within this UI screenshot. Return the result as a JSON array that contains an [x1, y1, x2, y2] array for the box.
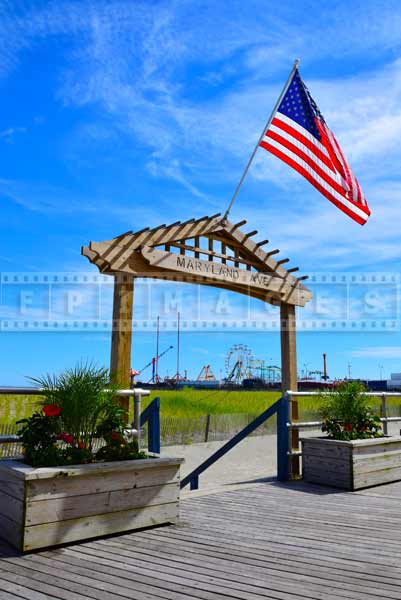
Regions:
[[110, 274, 134, 415], [280, 302, 300, 479]]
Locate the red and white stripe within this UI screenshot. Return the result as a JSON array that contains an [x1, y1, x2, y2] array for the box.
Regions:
[[260, 112, 370, 225]]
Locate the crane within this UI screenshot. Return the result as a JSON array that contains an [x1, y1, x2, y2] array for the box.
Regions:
[[132, 345, 174, 385]]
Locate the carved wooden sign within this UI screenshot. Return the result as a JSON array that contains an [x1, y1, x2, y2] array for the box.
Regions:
[[82, 214, 313, 307], [141, 246, 311, 306]]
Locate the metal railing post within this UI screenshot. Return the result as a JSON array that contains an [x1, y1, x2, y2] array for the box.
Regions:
[[381, 393, 388, 436], [289, 391, 301, 480], [148, 397, 161, 454], [277, 394, 290, 481], [133, 390, 142, 448]]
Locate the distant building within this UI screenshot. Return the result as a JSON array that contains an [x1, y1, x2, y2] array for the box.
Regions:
[[387, 373, 401, 390]]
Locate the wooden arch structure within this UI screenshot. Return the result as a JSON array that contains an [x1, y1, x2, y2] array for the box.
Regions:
[[82, 213, 312, 397]]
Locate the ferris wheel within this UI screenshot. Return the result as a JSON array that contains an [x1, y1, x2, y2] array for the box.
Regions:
[[225, 344, 254, 383]]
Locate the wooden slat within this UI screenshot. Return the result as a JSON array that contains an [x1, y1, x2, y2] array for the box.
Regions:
[[194, 237, 200, 258], [23, 502, 179, 552], [25, 483, 179, 526], [168, 242, 259, 268], [27, 465, 180, 501], [4, 481, 401, 598]]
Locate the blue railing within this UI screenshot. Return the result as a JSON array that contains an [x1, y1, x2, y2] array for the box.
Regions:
[[140, 396, 161, 454], [180, 397, 289, 490]]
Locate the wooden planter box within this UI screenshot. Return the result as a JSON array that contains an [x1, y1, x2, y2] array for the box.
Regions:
[[301, 436, 401, 490], [0, 456, 184, 552]]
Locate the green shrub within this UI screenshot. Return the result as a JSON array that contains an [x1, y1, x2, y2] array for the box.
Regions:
[[17, 363, 147, 467], [320, 381, 383, 441]]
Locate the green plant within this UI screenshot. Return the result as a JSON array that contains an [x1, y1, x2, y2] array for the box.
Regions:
[[96, 432, 147, 462], [17, 363, 148, 467], [320, 381, 383, 441], [17, 411, 62, 467], [28, 363, 122, 451]]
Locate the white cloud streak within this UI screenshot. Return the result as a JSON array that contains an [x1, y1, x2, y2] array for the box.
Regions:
[[350, 347, 401, 359]]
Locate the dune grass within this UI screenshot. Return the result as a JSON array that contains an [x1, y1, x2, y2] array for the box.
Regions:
[[1, 387, 400, 426], [142, 387, 401, 419]]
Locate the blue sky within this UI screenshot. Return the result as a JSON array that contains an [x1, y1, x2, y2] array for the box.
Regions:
[[1, 0, 401, 385]]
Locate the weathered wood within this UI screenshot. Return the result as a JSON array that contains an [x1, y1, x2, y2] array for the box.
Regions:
[[142, 247, 310, 306], [168, 241, 259, 268], [27, 464, 180, 500], [0, 457, 183, 552], [81, 216, 312, 309], [208, 237, 213, 262], [23, 502, 179, 553], [0, 513, 22, 551], [110, 274, 134, 405], [280, 303, 297, 393], [280, 302, 299, 479], [0, 490, 24, 523], [25, 483, 179, 526], [5, 481, 401, 598], [302, 436, 401, 490]]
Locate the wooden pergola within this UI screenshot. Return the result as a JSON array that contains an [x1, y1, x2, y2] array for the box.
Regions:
[[82, 213, 312, 398]]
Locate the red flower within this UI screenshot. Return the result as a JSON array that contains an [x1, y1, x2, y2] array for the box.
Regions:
[[57, 432, 74, 445], [111, 432, 123, 442], [43, 404, 61, 417], [77, 441, 85, 449], [344, 422, 352, 432]]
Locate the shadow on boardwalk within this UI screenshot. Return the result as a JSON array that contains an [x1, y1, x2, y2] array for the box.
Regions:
[[1, 479, 401, 599]]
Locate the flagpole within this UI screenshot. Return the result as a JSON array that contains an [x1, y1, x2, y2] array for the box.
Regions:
[[223, 59, 300, 221]]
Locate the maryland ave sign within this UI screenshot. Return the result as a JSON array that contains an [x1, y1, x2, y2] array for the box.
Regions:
[[141, 246, 311, 306]]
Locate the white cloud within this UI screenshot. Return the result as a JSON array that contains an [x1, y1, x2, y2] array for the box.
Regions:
[[2, 1, 401, 273], [0, 126, 26, 139], [350, 347, 401, 359]]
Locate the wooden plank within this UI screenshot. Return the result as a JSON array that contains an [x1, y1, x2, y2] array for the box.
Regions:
[[353, 467, 401, 489], [53, 544, 318, 600], [7, 456, 183, 481], [5, 480, 401, 599], [133, 526, 401, 582], [0, 490, 24, 523], [37, 549, 304, 600], [76, 539, 380, 600], [109, 536, 401, 599], [32, 551, 212, 600], [0, 562, 132, 600], [23, 502, 179, 552], [168, 241, 260, 268], [141, 246, 308, 305], [25, 482, 179, 526], [0, 467, 25, 499], [27, 464, 180, 501], [0, 577, 54, 600], [353, 450, 401, 474], [0, 513, 22, 551]]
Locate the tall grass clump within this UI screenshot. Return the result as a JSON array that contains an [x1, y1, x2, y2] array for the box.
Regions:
[[28, 363, 121, 450]]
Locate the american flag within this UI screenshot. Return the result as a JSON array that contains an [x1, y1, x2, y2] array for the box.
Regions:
[[260, 69, 370, 225]]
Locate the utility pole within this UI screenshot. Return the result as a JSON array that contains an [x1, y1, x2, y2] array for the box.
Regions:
[[176, 311, 180, 387]]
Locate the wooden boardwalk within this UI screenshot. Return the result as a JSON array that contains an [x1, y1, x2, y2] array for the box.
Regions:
[[1, 480, 401, 599]]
